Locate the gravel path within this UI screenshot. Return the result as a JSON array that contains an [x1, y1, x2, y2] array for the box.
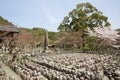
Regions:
[[0, 61, 22, 80]]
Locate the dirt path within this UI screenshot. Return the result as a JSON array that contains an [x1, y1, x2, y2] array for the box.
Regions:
[[0, 61, 22, 80]]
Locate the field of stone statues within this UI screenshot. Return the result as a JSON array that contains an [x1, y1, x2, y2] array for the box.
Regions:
[[0, 49, 120, 80]]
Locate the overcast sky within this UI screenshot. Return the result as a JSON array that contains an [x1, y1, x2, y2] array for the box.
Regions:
[[0, 0, 120, 31]]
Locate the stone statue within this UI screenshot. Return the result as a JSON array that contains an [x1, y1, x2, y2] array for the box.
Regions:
[[44, 29, 49, 52]]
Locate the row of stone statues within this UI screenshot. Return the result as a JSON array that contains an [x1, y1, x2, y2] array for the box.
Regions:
[[2, 52, 119, 80]]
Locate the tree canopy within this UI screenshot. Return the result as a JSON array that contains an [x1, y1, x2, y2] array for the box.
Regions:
[[58, 2, 111, 32]]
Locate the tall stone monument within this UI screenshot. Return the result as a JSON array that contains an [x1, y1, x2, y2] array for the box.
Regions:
[[44, 29, 49, 52]]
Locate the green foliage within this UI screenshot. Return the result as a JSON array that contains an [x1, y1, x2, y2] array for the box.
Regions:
[[31, 28, 57, 45], [83, 44, 91, 51], [58, 2, 111, 32], [0, 16, 14, 26], [32, 28, 45, 43], [85, 36, 97, 50], [58, 2, 111, 50], [48, 32, 57, 41], [18, 27, 58, 46], [116, 28, 120, 35]]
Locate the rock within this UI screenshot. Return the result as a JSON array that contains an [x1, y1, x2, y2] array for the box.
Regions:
[[0, 69, 6, 76], [102, 76, 109, 80], [107, 75, 114, 80], [104, 70, 111, 76], [113, 70, 120, 77], [90, 72, 95, 80], [114, 77, 120, 80], [0, 63, 2, 68], [80, 77, 84, 80]]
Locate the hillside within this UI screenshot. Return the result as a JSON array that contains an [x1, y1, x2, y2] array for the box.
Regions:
[[17, 27, 57, 47], [0, 16, 57, 47], [0, 16, 14, 26], [0, 16, 119, 49]]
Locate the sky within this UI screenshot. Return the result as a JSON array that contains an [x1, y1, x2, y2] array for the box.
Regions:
[[0, 0, 120, 31]]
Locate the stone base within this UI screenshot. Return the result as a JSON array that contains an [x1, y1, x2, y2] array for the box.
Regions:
[[42, 49, 52, 54]]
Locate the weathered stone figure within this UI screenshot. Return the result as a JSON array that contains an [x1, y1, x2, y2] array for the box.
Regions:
[[44, 29, 49, 52]]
